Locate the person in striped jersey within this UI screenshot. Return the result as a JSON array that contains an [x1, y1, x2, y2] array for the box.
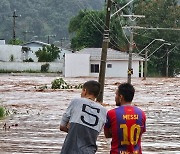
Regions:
[[104, 83, 146, 154]]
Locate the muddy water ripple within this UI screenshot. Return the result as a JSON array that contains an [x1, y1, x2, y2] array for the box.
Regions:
[[0, 75, 180, 154]]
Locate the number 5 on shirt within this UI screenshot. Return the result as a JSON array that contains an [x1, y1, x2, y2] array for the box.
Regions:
[[81, 104, 100, 127]]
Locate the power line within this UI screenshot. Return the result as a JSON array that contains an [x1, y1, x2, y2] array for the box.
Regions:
[[74, 0, 122, 50]]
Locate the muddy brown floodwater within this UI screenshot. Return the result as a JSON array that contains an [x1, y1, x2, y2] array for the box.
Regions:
[[0, 74, 180, 154]]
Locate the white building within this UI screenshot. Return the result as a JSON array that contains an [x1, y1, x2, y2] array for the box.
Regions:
[[22, 41, 50, 62], [0, 44, 22, 62], [22, 41, 72, 62], [65, 48, 144, 78]]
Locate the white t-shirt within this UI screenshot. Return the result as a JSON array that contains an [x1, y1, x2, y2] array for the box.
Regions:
[[60, 98, 107, 154]]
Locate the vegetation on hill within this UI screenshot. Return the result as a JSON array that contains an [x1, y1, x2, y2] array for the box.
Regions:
[[0, 0, 104, 43]]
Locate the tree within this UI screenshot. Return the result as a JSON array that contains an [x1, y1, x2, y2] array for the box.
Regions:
[[68, 9, 128, 51], [69, 10, 105, 51], [35, 44, 60, 62], [8, 38, 23, 45], [134, 0, 180, 76]]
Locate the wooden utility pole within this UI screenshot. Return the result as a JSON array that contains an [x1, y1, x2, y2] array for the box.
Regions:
[[166, 50, 169, 77], [127, 27, 134, 84], [12, 10, 19, 45], [144, 49, 148, 80], [97, 0, 112, 102]]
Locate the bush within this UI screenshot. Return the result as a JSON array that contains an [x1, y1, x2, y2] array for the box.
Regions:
[[51, 78, 71, 89], [23, 58, 34, 62], [41, 63, 49, 72], [51, 78, 83, 89], [35, 44, 60, 62], [0, 107, 5, 118], [9, 55, 14, 62]]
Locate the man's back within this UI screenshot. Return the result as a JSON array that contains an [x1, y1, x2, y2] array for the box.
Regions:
[[105, 105, 146, 154], [61, 98, 107, 154]]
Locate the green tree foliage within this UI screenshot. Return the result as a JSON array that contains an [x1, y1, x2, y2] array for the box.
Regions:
[[134, 0, 180, 76], [69, 9, 128, 51], [35, 44, 60, 62], [69, 10, 105, 50], [8, 39, 23, 45]]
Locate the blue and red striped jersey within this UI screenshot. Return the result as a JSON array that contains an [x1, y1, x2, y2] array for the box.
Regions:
[[104, 105, 146, 154]]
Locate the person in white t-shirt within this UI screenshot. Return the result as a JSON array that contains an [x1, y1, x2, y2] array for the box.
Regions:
[[60, 80, 107, 154]]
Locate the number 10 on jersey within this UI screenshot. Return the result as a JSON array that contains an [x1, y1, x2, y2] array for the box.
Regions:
[[120, 124, 141, 145]]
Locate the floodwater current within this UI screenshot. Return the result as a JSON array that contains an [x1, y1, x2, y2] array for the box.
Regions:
[[0, 74, 180, 154]]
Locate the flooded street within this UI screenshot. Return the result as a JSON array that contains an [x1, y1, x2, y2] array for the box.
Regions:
[[0, 74, 180, 154]]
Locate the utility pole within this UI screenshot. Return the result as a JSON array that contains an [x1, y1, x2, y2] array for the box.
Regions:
[[97, 0, 112, 102], [47, 35, 56, 44], [165, 46, 177, 77], [123, 1, 145, 83], [144, 49, 148, 80], [12, 10, 19, 45], [127, 0, 134, 84], [127, 27, 134, 84], [60, 38, 68, 49], [166, 49, 169, 77]]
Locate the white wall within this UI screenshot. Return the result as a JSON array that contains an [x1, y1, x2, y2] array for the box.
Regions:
[[106, 60, 128, 77], [65, 54, 90, 77], [90, 60, 140, 78], [132, 61, 140, 77], [0, 45, 22, 62], [0, 62, 63, 72]]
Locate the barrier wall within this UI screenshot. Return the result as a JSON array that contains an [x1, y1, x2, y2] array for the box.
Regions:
[[0, 62, 63, 72]]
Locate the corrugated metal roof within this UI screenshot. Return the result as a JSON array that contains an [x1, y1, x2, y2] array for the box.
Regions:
[[77, 48, 144, 61]]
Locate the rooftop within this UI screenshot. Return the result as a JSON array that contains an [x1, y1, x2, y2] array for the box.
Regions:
[[77, 48, 144, 61]]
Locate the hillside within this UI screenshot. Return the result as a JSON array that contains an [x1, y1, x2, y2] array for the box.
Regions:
[[0, 0, 104, 43]]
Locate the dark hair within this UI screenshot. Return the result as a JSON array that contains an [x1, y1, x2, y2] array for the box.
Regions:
[[118, 83, 135, 102], [83, 80, 101, 98]]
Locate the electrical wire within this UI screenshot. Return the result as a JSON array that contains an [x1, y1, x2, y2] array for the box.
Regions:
[[73, 0, 122, 50]]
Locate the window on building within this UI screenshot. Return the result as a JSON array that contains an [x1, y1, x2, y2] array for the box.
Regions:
[[107, 64, 112, 68], [91, 64, 99, 73]]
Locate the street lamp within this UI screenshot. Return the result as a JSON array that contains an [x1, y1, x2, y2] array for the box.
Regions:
[[138, 38, 165, 80], [138, 39, 165, 55], [144, 42, 171, 79], [147, 43, 171, 58]]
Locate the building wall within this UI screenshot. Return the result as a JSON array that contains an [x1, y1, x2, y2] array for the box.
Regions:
[[0, 45, 22, 62], [65, 54, 90, 77], [0, 62, 63, 72], [90, 60, 140, 78]]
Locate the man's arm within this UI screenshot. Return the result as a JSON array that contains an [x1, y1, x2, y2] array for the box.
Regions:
[[60, 100, 74, 133], [104, 127, 112, 138]]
